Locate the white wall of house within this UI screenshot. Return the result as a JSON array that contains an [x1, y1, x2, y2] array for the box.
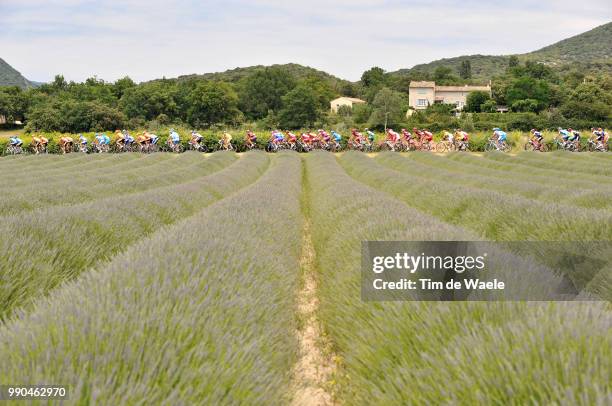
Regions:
[[408, 82, 491, 112], [408, 86, 435, 110]]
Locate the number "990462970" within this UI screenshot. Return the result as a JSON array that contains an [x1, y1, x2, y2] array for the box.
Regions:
[[0, 385, 68, 400]]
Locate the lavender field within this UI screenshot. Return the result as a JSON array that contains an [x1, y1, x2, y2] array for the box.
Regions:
[[0, 150, 610, 405]]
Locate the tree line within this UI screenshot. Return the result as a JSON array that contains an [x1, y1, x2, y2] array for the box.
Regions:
[[0, 59, 610, 133]]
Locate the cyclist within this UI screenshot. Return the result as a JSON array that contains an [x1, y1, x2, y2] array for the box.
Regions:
[[331, 130, 342, 149], [9, 135, 23, 149], [220, 131, 233, 150], [168, 129, 181, 151], [385, 128, 400, 151], [568, 128, 581, 148], [443, 130, 454, 143], [148, 133, 159, 151], [189, 130, 204, 150], [318, 129, 331, 149], [114, 129, 126, 151], [365, 128, 376, 145], [492, 128, 507, 150], [123, 130, 135, 150], [31, 134, 43, 154], [245, 130, 257, 149], [93, 133, 104, 152], [286, 130, 298, 149], [420, 129, 433, 149], [58, 136, 74, 154], [591, 127, 608, 149], [300, 132, 312, 150], [529, 129, 544, 151], [136, 131, 151, 152], [78, 134, 88, 152], [455, 130, 469, 151], [558, 128, 571, 147]]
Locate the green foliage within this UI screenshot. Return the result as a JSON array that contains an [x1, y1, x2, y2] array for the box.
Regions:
[[360, 67, 386, 88], [459, 60, 472, 79], [505, 77, 550, 110], [25, 100, 125, 132], [511, 99, 542, 113], [0, 86, 29, 122], [187, 81, 242, 127], [465, 90, 491, 112], [368, 87, 407, 128], [238, 67, 296, 120], [279, 84, 320, 128], [119, 81, 178, 121]]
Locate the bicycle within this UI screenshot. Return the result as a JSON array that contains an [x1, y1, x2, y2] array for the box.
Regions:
[[587, 138, 608, 152], [215, 139, 233, 152], [524, 138, 548, 152], [435, 140, 455, 153], [188, 141, 207, 152], [5, 144, 23, 155], [484, 138, 512, 152]]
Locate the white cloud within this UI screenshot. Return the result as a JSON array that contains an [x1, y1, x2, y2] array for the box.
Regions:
[[0, 0, 609, 82]]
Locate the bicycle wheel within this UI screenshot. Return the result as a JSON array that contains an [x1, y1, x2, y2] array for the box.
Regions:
[[435, 142, 448, 153]]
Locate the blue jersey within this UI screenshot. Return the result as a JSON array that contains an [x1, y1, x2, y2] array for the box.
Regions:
[[274, 133, 284, 141], [79, 136, 88, 144], [102, 135, 110, 144], [559, 130, 570, 139], [170, 131, 180, 142], [331, 131, 342, 141], [494, 130, 507, 141], [9, 137, 22, 145]]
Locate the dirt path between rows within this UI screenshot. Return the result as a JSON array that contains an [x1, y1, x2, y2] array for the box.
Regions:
[[291, 166, 337, 406]]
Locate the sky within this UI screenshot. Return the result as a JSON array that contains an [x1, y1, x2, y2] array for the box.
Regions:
[[0, 0, 610, 83]]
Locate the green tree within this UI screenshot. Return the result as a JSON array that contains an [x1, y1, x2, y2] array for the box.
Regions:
[[361, 67, 386, 88], [508, 56, 519, 68], [187, 81, 241, 127], [459, 60, 472, 79], [112, 76, 136, 99], [480, 99, 497, 113], [119, 82, 179, 121], [278, 84, 320, 129], [505, 77, 550, 111], [465, 91, 491, 112], [368, 87, 406, 129], [238, 67, 296, 120], [511, 99, 541, 113]]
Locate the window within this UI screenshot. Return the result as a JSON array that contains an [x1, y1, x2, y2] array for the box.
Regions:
[[417, 99, 427, 107]]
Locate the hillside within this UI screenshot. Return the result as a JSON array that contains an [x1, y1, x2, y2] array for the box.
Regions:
[[157, 63, 353, 92], [390, 22, 612, 80], [0, 58, 32, 88]]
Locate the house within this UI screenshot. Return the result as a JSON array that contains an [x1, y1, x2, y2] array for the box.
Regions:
[[330, 97, 366, 113], [408, 81, 491, 112]]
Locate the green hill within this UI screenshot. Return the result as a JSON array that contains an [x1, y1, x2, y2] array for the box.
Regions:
[[390, 22, 612, 80], [159, 63, 352, 92], [0, 58, 32, 88]]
